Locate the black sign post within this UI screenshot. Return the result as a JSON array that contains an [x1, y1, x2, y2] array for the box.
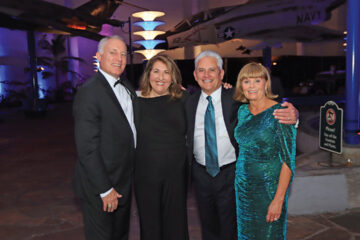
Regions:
[[319, 101, 343, 154]]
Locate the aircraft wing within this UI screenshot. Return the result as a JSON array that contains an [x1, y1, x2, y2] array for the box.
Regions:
[[165, 0, 345, 48], [0, 0, 124, 41], [244, 25, 343, 43]]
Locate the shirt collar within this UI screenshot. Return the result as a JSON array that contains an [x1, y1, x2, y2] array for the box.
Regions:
[[99, 68, 120, 88], [201, 86, 222, 102]]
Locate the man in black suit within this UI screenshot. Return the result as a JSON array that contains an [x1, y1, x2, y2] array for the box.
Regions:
[[73, 35, 136, 240], [185, 50, 298, 240]]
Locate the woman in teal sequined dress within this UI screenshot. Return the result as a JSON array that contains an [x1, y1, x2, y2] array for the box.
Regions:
[[233, 62, 296, 240]]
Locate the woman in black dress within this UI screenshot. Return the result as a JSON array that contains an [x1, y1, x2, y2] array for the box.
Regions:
[[134, 54, 189, 240]]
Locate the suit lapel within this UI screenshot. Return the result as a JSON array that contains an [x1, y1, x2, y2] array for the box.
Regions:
[[97, 72, 129, 121], [121, 78, 136, 100], [121, 78, 141, 128], [221, 87, 233, 139]]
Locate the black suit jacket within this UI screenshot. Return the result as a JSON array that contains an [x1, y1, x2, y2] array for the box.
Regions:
[[73, 72, 137, 205], [185, 87, 241, 166]]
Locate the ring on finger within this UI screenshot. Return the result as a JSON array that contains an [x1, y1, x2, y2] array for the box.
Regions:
[[274, 218, 278, 221], [107, 204, 112, 209]]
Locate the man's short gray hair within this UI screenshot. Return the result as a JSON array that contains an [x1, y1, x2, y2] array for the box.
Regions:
[[194, 50, 223, 70], [97, 35, 125, 54]]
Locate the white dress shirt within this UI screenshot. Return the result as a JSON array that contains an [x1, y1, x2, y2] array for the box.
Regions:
[[193, 87, 236, 167], [99, 69, 137, 197]]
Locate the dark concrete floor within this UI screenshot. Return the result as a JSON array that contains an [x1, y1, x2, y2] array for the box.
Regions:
[[0, 103, 359, 240]]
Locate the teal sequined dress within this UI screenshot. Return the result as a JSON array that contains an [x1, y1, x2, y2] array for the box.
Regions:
[[234, 103, 296, 240]]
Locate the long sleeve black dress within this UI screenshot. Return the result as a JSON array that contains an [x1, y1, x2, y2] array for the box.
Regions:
[[134, 94, 189, 240]]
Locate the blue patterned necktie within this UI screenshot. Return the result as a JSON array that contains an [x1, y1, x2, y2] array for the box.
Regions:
[[205, 96, 219, 177]]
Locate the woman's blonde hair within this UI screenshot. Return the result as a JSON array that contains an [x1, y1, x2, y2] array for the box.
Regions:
[[139, 54, 182, 100], [233, 62, 278, 103]]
